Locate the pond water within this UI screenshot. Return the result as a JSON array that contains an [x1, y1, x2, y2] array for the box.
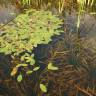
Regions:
[[0, 0, 96, 96]]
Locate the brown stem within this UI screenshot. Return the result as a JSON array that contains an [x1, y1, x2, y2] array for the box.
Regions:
[[74, 84, 92, 96]]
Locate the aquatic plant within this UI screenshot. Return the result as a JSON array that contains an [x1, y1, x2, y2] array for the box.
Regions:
[[0, 0, 96, 95], [0, 9, 63, 83]]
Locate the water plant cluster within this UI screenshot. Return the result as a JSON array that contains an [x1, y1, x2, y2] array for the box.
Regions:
[[0, 0, 96, 96], [0, 9, 63, 83]]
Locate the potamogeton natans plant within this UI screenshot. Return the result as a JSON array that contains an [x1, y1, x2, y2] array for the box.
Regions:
[[0, 9, 63, 82]]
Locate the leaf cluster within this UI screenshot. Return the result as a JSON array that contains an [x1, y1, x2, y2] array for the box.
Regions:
[[0, 9, 62, 55], [0, 9, 63, 82]]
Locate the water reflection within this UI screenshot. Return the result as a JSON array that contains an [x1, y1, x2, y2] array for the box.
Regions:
[[0, 3, 19, 24], [64, 11, 96, 38]]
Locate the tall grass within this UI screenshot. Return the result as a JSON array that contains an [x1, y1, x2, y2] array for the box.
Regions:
[[20, 0, 72, 12], [77, 0, 95, 8], [22, 0, 31, 5]]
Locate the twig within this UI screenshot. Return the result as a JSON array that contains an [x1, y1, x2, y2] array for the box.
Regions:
[[74, 84, 92, 96]]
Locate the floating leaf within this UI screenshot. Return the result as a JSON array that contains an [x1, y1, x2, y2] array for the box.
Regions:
[[11, 67, 18, 76], [30, 59, 35, 65], [40, 84, 47, 93], [16, 64, 28, 68], [26, 70, 33, 74], [33, 67, 40, 71], [0, 9, 63, 82], [48, 63, 58, 70], [17, 74, 23, 82]]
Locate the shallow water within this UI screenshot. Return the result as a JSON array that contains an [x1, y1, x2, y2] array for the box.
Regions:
[[0, 1, 96, 96]]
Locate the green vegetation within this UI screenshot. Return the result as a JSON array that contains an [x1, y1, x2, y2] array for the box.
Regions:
[[0, 9, 63, 82], [0, 0, 96, 95], [21, 0, 31, 5]]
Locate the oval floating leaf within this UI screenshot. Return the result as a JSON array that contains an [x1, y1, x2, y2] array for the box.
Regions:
[[26, 70, 33, 74], [16, 64, 28, 68], [17, 74, 23, 82], [48, 63, 58, 70], [30, 59, 35, 65], [40, 84, 47, 93], [11, 67, 18, 76], [33, 67, 40, 71]]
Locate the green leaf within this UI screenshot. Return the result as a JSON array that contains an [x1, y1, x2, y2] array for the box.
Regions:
[[48, 63, 58, 70], [40, 84, 47, 93], [33, 67, 40, 71], [26, 70, 33, 74], [30, 59, 35, 65], [17, 74, 23, 82], [16, 64, 28, 68], [0, 9, 63, 82]]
